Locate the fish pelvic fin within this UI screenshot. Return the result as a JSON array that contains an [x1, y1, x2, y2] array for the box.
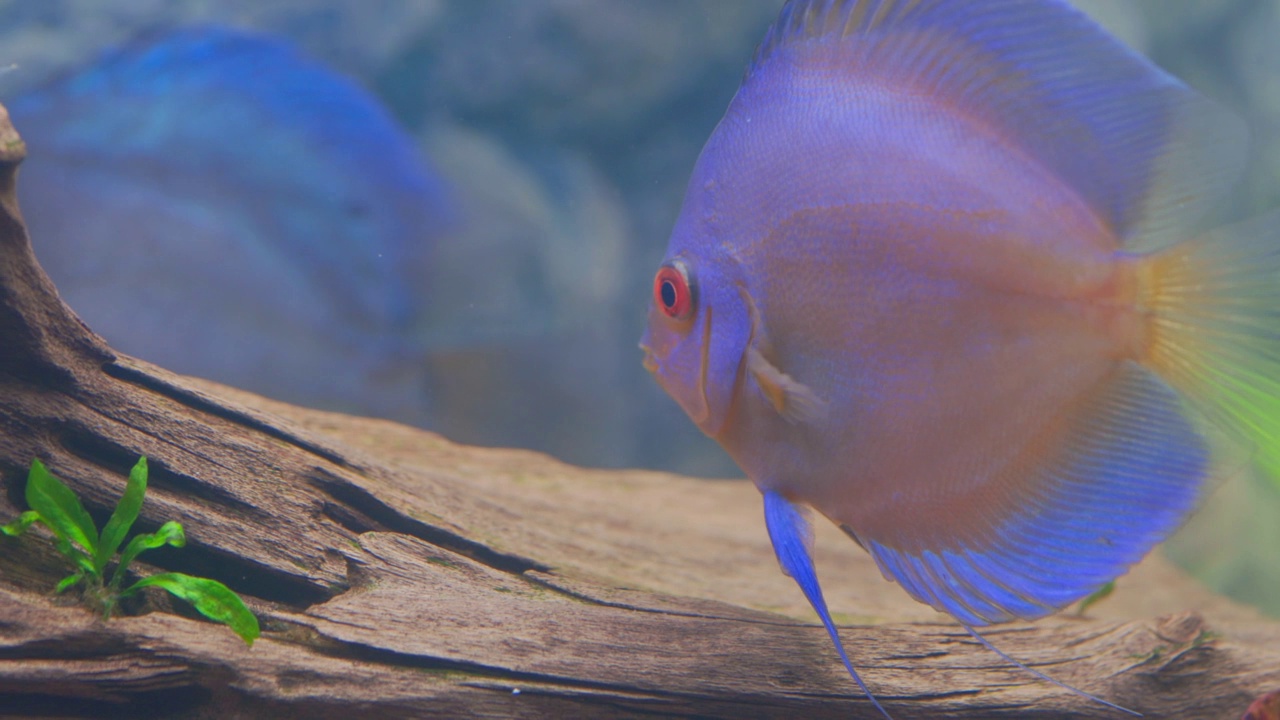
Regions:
[[1137, 211, 1280, 489], [763, 490, 891, 719]]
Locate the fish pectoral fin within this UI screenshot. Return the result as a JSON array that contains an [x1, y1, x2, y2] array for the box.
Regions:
[[748, 347, 826, 424], [737, 278, 825, 424]]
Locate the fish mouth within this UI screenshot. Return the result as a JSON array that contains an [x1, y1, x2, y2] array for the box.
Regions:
[[639, 342, 658, 373]]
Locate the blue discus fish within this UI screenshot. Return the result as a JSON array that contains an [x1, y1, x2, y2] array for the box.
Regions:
[[642, 0, 1278, 716], [8, 26, 451, 420]]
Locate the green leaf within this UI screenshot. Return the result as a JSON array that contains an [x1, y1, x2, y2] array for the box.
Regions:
[[1074, 580, 1116, 616], [124, 572, 259, 646], [1, 510, 41, 537], [111, 521, 185, 588], [55, 572, 84, 593], [43, 526, 97, 576], [95, 457, 148, 574], [25, 459, 98, 556], [4, 509, 95, 577]]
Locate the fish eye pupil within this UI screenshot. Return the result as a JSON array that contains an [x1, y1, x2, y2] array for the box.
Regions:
[[661, 279, 678, 309], [654, 262, 694, 320]]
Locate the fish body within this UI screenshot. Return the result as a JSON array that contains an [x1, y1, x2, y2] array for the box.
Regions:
[[9, 27, 451, 421], [681, 72, 1132, 548], [643, 0, 1279, 713]]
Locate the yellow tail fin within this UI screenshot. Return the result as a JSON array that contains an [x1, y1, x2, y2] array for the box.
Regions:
[[1139, 211, 1280, 485]]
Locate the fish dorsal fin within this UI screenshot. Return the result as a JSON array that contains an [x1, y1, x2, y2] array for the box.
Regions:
[[748, 0, 1247, 248]]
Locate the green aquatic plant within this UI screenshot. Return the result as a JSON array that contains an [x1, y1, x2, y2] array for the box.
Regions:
[[1, 457, 259, 645], [1073, 580, 1116, 617]]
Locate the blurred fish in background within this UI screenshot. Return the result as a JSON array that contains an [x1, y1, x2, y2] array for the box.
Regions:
[[7, 25, 453, 425], [0, 0, 1276, 615]]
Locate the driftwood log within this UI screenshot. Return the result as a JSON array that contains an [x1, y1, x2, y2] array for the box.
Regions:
[[0, 104, 1277, 720]]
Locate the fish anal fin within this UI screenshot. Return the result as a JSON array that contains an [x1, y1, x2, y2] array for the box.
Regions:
[[854, 362, 1211, 626]]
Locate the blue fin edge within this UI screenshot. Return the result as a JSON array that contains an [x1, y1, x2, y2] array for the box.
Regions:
[[763, 490, 891, 719]]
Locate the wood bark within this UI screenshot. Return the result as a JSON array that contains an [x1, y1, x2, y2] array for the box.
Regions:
[[0, 103, 1276, 720]]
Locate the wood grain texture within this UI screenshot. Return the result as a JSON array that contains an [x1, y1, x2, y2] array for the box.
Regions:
[[0, 103, 1277, 719]]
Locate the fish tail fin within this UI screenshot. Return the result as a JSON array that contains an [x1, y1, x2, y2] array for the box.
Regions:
[[762, 491, 892, 720], [1136, 211, 1280, 484]]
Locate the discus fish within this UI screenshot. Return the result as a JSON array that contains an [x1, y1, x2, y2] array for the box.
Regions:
[[641, 0, 1279, 716], [9, 26, 451, 421]]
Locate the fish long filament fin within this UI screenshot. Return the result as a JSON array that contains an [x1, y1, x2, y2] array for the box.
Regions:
[[960, 622, 1141, 717], [763, 490, 891, 719]]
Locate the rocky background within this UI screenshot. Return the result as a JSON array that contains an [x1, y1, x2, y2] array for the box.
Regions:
[[0, 0, 1276, 614]]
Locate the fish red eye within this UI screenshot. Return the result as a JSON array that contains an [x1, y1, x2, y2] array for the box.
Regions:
[[654, 261, 694, 320]]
